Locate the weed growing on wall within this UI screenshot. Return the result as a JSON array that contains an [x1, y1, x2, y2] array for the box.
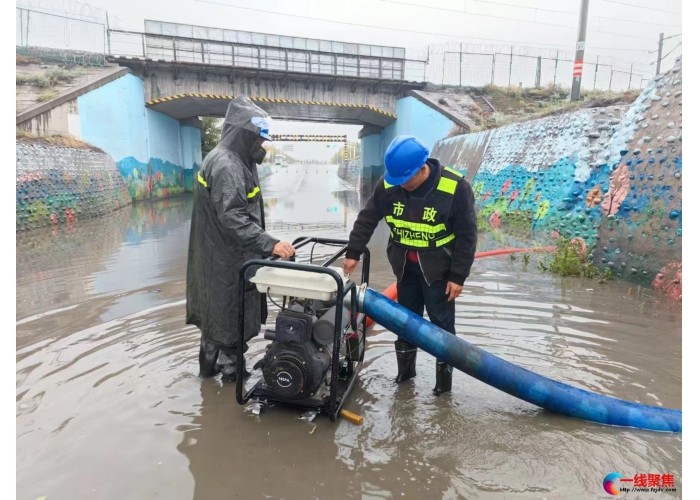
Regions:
[[540, 237, 612, 281]]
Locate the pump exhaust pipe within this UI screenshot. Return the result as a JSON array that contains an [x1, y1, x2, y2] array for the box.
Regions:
[[355, 286, 681, 433]]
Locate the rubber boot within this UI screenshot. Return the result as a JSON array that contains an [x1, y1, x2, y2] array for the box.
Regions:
[[433, 360, 453, 396], [394, 339, 417, 383], [198, 338, 221, 378], [218, 346, 251, 383]]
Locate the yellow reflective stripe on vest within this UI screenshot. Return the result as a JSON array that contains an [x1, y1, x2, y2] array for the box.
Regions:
[[435, 233, 456, 247], [391, 232, 455, 248], [436, 176, 457, 194], [197, 172, 208, 188], [444, 166, 464, 177], [386, 216, 446, 234], [384, 179, 394, 189], [199, 172, 259, 199]]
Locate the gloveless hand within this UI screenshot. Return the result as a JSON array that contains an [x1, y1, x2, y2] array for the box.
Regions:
[[445, 281, 463, 302]]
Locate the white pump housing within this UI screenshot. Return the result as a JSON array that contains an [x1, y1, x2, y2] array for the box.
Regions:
[[250, 266, 348, 301]]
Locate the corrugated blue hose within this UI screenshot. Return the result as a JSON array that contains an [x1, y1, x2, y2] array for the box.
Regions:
[[361, 288, 681, 433]]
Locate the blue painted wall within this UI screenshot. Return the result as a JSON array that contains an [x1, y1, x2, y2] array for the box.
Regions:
[[180, 125, 202, 192], [78, 74, 148, 164], [77, 73, 201, 200], [382, 96, 455, 152], [360, 96, 456, 184]]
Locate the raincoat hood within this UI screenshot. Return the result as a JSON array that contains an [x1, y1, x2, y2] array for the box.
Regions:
[[219, 96, 272, 154]]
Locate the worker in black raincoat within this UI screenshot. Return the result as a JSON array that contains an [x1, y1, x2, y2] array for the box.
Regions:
[[186, 96, 295, 382]]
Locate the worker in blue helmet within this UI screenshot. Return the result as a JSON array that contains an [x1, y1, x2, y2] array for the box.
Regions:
[[344, 135, 477, 396]]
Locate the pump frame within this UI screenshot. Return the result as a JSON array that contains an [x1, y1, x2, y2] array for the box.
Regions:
[[236, 236, 370, 421]]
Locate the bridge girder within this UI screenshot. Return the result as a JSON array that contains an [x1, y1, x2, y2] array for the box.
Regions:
[[111, 57, 425, 127]]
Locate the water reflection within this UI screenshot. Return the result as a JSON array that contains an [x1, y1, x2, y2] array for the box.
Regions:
[[16, 168, 682, 499]]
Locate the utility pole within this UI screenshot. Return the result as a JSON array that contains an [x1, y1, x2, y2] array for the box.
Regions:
[[655, 32, 664, 75], [570, 0, 590, 101]]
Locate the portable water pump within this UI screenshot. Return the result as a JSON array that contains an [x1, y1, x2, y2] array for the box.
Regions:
[[236, 237, 369, 421]]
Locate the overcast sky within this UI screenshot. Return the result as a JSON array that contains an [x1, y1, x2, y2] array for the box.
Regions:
[[18, 0, 682, 159]]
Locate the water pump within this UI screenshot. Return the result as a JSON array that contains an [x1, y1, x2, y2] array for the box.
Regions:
[[236, 237, 369, 421]]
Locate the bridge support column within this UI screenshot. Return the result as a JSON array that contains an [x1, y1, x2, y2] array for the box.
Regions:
[[359, 125, 384, 189]]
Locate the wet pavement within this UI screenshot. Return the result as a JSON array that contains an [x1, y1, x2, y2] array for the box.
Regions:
[[17, 165, 681, 499]]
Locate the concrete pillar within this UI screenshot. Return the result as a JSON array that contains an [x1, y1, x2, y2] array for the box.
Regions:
[[360, 125, 384, 188], [179, 118, 203, 192]]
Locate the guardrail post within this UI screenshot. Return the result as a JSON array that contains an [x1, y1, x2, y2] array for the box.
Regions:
[[459, 43, 462, 86], [508, 46, 513, 87], [593, 55, 599, 89], [628, 63, 633, 90]]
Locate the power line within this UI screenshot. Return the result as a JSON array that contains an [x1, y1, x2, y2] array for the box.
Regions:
[[660, 41, 682, 61], [594, 14, 681, 28], [380, 0, 659, 43], [194, 0, 656, 53], [475, 0, 682, 28], [600, 0, 682, 16], [379, 0, 577, 30]]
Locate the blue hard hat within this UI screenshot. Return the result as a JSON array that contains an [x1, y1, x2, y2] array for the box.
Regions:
[[384, 135, 429, 185]]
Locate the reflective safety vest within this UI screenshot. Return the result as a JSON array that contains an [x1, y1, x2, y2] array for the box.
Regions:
[[197, 171, 260, 200], [383, 166, 464, 249]]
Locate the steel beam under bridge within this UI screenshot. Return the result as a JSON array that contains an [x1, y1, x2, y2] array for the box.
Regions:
[[145, 93, 397, 127], [270, 135, 347, 142]]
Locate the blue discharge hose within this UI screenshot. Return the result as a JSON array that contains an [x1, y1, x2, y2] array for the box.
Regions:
[[359, 287, 682, 433]]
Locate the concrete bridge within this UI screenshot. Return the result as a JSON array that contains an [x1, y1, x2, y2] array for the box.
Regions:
[[108, 23, 427, 127], [17, 21, 472, 201]]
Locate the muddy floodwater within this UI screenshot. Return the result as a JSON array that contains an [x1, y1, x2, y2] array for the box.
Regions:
[[17, 165, 681, 499]]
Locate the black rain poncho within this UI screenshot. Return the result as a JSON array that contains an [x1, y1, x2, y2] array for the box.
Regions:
[[186, 97, 278, 347]]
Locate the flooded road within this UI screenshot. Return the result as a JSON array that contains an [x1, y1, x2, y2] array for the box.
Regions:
[[17, 165, 681, 499]]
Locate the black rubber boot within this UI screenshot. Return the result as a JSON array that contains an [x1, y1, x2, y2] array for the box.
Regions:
[[198, 338, 221, 378], [219, 345, 251, 383], [433, 360, 453, 396], [394, 339, 417, 383]]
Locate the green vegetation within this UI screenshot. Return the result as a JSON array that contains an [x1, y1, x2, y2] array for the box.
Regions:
[[201, 117, 223, 157], [16, 128, 100, 151], [36, 90, 59, 102], [539, 237, 612, 282], [16, 68, 84, 89], [468, 83, 640, 132]]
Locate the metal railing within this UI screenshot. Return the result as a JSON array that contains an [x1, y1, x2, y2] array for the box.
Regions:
[[16, 8, 105, 54], [439, 50, 647, 91], [107, 29, 427, 82]]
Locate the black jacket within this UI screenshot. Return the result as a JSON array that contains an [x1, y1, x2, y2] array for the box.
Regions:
[[186, 97, 278, 347], [346, 159, 477, 285]]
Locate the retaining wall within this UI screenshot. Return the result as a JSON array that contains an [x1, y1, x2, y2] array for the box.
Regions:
[[431, 57, 682, 298], [17, 65, 203, 202], [16, 141, 131, 231]]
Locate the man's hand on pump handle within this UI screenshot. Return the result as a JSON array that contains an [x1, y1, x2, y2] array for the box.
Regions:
[[272, 242, 296, 259]]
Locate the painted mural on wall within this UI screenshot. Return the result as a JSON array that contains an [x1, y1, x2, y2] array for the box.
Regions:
[[117, 157, 191, 200], [16, 142, 131, 231], [431, 57, 682, 299]]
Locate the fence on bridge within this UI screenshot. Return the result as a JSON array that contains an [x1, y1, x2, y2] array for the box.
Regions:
[[16, 7, 678, 93], [408, 42, 669, 92], [107, 20, 428, 83], [16, 7, 107, 65]]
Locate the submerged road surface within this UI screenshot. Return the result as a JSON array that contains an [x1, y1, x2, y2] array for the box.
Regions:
[[17, 165, 681, 499]]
